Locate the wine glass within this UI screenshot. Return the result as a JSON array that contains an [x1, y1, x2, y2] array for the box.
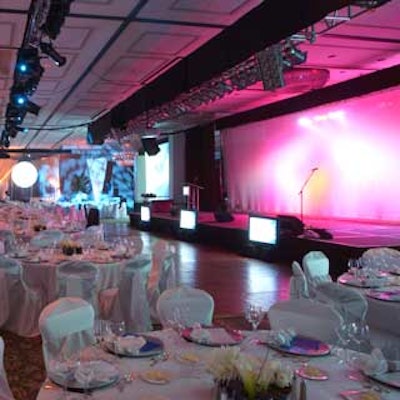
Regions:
[[245, 304, 266, 331]]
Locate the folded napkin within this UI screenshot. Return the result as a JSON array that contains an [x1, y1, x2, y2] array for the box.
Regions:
[[190, 327, 212, 343], [189, 327, 238, 345], [115, 335, 146, 354], [269, 328, 296, 347], [74, 360, 118, 386]]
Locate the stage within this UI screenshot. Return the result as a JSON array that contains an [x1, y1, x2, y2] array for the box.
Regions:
[[129, 211, 400, 278]]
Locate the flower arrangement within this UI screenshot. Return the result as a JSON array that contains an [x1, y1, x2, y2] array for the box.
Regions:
[[60, 239, 83, 255], [207, 347, 293, 400]]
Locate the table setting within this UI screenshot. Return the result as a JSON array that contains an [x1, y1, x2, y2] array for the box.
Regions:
[[35, 316, 400, 400]]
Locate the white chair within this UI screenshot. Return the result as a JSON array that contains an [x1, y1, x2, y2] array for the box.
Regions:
[[148, 241, 178, 320], [38, 297, 95, 372], [289, 261, 309, 299], [0, 337, 14, 400], [0, 231, 16, 254], [268, 298, 343, 344], [315, 281, 368, 324], [30, 229, 65, 248], [157, 286, 215, 329], [56, 261, 99, 313], [302, 251, 332, 296], [0, 270, 9, 327], [98, 255, 152, 332], [0, 256, 43, 337]]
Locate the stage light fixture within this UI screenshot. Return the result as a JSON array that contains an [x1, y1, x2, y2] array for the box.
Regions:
[[10, 91, 41, 116], [0, 131, 10, 148], [282, 41, 307, 69], [39, 42, 66, 67]]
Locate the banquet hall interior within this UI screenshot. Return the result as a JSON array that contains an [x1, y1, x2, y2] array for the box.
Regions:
[[0, 1, 400, 400]]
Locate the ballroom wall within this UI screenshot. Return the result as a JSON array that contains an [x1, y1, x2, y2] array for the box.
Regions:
[[222, 85, 400, 223]]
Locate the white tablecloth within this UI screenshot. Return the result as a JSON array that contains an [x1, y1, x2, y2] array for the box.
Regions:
[[21, 251, 126, 305], [36, 329, 400, 400]]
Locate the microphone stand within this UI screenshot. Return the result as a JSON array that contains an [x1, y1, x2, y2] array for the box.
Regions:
[[298, 168, 318, 225]]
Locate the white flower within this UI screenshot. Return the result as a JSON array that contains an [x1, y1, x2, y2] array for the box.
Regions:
[[207, 347, 240, 381], [273, 365, 293, 388]]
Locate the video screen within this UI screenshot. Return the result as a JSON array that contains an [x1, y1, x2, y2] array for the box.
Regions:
[[248, 215, 279, 245]]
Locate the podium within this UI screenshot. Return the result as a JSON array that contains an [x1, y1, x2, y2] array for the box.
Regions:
[[183, 182, 204, 210]]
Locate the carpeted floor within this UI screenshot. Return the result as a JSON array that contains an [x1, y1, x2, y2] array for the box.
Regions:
[[1, 316, 270, 400]]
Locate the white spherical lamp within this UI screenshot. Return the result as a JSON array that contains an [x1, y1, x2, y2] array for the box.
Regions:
[[11, 161, 38, 188]]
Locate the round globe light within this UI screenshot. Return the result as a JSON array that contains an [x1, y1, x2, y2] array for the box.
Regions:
[[11, 161, 38, 188]]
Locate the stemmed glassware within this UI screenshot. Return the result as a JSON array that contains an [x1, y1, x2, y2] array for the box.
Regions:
[[245, 304, 266, 331]]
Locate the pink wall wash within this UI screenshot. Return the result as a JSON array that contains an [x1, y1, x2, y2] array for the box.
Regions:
[[222, 86, 400, 223]]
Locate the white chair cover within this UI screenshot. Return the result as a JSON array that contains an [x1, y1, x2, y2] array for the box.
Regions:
[[30, 230, 65, 248], [56, 261, 99, 313], [268, 298, 343, 344], [0, 337, 14, 400], [302, 251, 333, 296], [38, 297, 95, 371], [148, 241, 178, 320], [0, 270, 9, 327], [289, 261, 309, 299], [361, 247, 400, 271], [315, 282, 368, 324], [71, 225, 104, 247], [0, 256, 43, 337], [98, 255, 152, 332], [157, 286, 214, 328], [0, 231, 16, 254]]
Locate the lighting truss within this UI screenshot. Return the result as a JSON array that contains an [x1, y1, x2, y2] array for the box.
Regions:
[[113, 1, 392, 139]]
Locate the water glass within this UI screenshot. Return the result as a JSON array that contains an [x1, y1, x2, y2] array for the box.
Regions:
[[245, 304, 266, 330]]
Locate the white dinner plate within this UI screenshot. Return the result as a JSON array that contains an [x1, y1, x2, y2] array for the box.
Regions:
[[49, 360, 120, 391]]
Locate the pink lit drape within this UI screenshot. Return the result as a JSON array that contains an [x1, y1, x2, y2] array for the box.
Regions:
[[222, 86, 400, 222]]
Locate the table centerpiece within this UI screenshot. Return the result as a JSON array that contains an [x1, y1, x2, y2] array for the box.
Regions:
[[207, 347, 293, 400]]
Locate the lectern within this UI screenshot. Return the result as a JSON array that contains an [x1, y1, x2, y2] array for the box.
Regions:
[[183, 182, 204, 210]]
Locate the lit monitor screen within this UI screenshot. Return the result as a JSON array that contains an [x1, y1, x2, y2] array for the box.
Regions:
[[140, 205, 151, 222], [182, 185, 190, 196], [179, 209, 197, 230], [248, 215, 279, 245]]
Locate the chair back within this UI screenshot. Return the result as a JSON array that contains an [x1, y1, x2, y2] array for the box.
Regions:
[[39, 297, 95, 371], [30, 230, 64, 248], [0, 270, 9, 327], [157, 286, 214, 328], [302, 251, 332, 295], [268, 298, 343, 344], [0, 230, 16, 254], [0, 256, 42, 337], [56, 261, 98, 312], [289, 261, 309, 299], [119, 255, 152, 332], [315, 282, 368, 323], [0, 337, 14, 399]]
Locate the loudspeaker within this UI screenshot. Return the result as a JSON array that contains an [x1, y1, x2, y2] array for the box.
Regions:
[[256, 44, 285, 91], [87, 113, 111, 145], [86, 207, 100, 227], [142, 138, 160, 156], [214, 211, 234, 223], [277, 215, 304, 237]]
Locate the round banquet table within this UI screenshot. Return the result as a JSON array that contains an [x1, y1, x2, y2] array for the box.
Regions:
[[36, 329, 400, 400], [20, 250, 128, 305], [337, 272, 400, 343]]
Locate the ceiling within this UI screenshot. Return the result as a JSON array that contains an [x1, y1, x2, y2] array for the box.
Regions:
[[0, 0, 399, 151]]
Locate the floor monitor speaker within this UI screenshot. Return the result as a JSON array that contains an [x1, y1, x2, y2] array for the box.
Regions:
[[277, 215, 304, 237]]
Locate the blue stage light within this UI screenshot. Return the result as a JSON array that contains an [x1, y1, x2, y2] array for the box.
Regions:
[[18, 63, 28, 73]]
